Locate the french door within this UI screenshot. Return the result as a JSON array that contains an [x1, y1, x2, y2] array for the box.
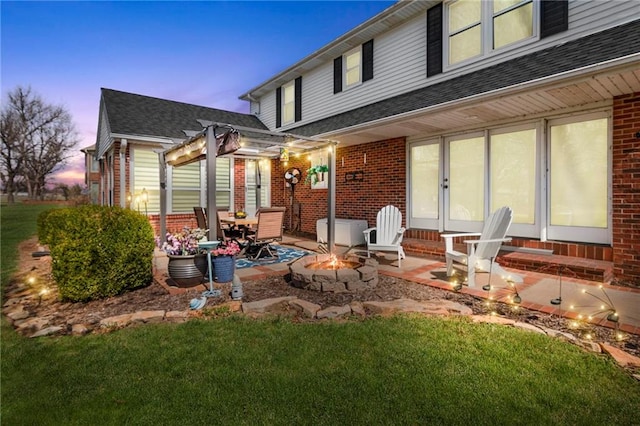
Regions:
[[409, 114, 610, 244]]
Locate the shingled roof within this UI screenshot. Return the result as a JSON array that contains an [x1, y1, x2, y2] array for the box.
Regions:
[[289, 19, 640, 137], [100, 88, 266, 140]]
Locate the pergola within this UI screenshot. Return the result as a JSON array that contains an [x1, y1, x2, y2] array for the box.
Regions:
[[159, 122, 340, 253]]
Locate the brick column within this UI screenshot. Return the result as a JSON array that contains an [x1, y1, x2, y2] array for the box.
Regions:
[[612, 93, 640, 287]]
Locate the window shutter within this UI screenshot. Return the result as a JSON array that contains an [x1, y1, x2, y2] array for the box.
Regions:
[[426, 3, 443, 78], [362, 39, 374, 82], [333, 56, 342, 94], [275, 87, 282, 128], [294, 76, 302, 122], [540, 0, 568, 38]]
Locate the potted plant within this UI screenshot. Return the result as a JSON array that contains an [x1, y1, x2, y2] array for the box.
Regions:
[[304, 164, 329, 185], [157, 227, 209, 287], [210, 240, 242, 283]]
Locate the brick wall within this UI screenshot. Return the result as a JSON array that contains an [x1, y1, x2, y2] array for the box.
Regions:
[[234, 158, 245, 212], [612, 92, 640, 286], [271, 138, 407, 235]]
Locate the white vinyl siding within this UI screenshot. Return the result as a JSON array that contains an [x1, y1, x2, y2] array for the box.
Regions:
[[132, 148, 160, 213], [256, 0, 634, 132]]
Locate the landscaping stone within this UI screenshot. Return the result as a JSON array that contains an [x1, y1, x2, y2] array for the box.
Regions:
[[471, 315, 516, 326], [289, 299, 321, 318], [16, 316, 49, 332], [317, 305, 351, 319], [513, 322, 546, 334], [364, 298, 472, 316], [242, 296, 297, 315], [600, 343, 640, 368], [131, 310, 165, 323], [350, 301, 366, 317], [6, 305, 30, 321], [165, 310, 189, 322], [71, 323, 90, 335], [100, 313, 133, 328], [31, 326, 64, 338]]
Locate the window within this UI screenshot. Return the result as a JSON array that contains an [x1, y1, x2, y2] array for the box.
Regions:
[[448, 0, 482, 65], [547, 114, 609, 243], [492, 0, 534, 49], [276, 77, 301, 128], [445, 0, 534, 66], [281, 81, 295, 125], [90, 155, 98, 172], [171, 162, 200, 213], [344, 47, 362, 88], [132, 149, 159, 213], [333, 39, 374, 94]]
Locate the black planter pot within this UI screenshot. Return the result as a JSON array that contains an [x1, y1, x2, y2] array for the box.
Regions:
[[167, 254, 208, 287]]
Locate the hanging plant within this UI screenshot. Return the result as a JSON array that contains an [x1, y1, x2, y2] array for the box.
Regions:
[[304, 164, 329, 184]]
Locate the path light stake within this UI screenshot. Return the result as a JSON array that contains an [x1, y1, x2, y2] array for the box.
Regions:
[[550, 265, 565, 305], [482, 257, 495, 291]]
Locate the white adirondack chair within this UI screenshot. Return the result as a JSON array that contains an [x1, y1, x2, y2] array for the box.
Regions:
[[363, 205, 406, 267], [441, 206, 522, 287]]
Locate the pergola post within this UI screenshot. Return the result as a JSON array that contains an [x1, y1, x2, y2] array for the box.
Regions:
[[327, 143, 337, 255], [205, 126, 219, 242], [157, 151, 167, 242]]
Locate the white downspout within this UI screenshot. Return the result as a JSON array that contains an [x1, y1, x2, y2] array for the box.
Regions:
[[119, 139, 128, 207]]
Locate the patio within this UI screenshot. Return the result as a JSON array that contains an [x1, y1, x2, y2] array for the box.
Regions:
[[153, 234, 640, 336]]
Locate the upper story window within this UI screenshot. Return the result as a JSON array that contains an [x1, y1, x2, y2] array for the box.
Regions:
[[275, 77, 301, 128], [282, 81, 295, 125], [446, 0, 535, 67], [344, 47, 362, 88], [334, 39, 374, 94]]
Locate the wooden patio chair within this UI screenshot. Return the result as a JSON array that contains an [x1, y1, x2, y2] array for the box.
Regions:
[[441, 206, 522, 287], [193, 207, 208, 229], [363, 205, 406, 267], [244, 207, 286, 260]]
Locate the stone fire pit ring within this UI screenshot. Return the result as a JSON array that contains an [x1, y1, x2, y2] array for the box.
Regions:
[[289, 253, 379, 293]]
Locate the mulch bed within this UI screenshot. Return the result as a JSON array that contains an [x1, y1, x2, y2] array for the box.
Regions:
[[6, 238, 639, 363]]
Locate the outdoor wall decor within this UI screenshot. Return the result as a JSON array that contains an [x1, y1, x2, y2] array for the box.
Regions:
[[306, 151, 329, 189]]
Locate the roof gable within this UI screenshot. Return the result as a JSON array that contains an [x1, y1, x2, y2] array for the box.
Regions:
[[101, 88, 266, 140]]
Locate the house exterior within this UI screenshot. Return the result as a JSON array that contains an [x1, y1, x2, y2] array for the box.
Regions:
[[90, 0, 640, 286]]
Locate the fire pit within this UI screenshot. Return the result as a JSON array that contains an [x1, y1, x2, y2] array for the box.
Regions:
[[289, 253, 379, 293]]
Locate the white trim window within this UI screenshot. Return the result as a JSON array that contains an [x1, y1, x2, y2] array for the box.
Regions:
[[445, 0, 536, 67], [281, 81, 295, 125]]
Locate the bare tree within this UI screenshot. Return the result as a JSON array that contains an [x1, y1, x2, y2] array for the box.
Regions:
[[0, 86, 79, 202]]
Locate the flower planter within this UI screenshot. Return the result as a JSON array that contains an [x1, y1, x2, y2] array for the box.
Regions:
[[167, 254, 208, 287], [213, 255, 235, 283]]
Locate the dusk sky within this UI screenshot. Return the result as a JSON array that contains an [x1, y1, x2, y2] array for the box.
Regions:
[[1, 0, 395, 186]]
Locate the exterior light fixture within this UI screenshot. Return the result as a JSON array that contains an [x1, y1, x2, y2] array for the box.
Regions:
[[141, 188, 149, 215]]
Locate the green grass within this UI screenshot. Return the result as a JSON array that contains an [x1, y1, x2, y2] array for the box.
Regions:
[[2, 204, 639, 425]]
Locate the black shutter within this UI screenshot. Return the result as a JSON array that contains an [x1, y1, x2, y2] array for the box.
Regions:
[[362, 39, 374, 82], [540, 0, 568, 38], [426, 3, 443, 78], [333, 56, 343, 94], [275, 87, 282, 128], [294, 76, 302, 122]]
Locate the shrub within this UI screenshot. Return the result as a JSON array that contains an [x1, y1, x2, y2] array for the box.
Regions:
[[40, 205, 155, 302]]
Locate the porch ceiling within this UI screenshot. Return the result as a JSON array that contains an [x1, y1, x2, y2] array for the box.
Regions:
[[327, 61, 640, 146]]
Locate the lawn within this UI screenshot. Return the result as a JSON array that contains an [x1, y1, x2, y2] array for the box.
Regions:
[[2, 203, 639, 425]]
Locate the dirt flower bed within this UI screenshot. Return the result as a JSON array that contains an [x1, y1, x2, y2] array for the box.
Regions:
[[6, 238, 639, 365]]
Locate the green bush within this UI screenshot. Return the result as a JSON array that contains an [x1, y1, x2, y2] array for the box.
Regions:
[[40, 205, 155, 302], [36, 208, 58, 246]]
